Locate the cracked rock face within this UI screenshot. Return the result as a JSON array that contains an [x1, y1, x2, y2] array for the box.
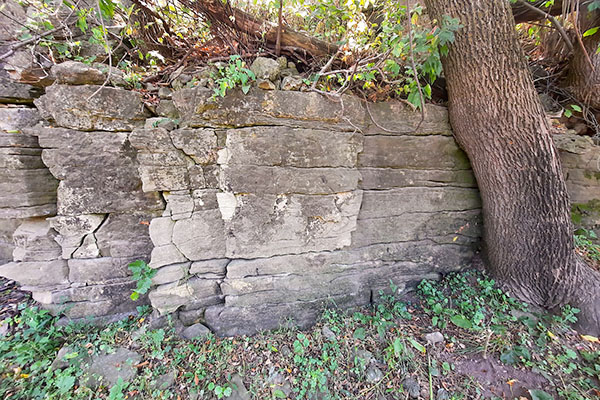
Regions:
[[2, 82, 597, 336]]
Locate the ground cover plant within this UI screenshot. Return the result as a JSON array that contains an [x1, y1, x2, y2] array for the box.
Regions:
[[1, 268, 599, 400]]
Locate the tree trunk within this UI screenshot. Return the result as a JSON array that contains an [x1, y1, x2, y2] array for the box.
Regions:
[[566, 7, 600, 108], [179, 0, 338, 58], [424, 0, 600, 335], [511, 0, 565, 23]]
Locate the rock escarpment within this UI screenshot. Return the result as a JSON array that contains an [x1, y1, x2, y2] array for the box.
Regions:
[[0, 66, 597, 335]]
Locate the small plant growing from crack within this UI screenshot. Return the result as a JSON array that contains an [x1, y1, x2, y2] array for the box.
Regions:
[[128, 260, 156, 300]]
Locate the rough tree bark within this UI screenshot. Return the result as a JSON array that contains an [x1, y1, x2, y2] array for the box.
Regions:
[[566, 6, 600, 108], [423, 0, 600, 335]]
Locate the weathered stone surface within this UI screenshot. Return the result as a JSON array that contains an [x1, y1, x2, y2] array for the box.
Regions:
[[217, 240, 474, 322], [94, 213, 154, 258], [359, 135, 470, 169], [149, 244, 188, 269], [190, 259, 229, 275], [281, 76, 304, 91], [0, 107, 42, 131], [250, 57, 281, 81], [149, 278, 221, 315], [223, 127, 362, 167], [172, 88, 366, 131], [34, 85, 149, 131], [163, 191, 195, 220], [0, 131, 40, 147], [12, 218, 61, 261], [51, 61, 106, 85], [181, 323, 211, 340], [152, 262, 189, 285], [225, 191, 362, 258], [364, 102, 452, 135], [358, 188, 481, 219], [205, 292, 364, 337], [0, 78, 43, 104], [0, 260, 68, 286], [172, 210, 226, 260], [34, 127, 163, 214], [170, 128, 219, 164], [49, 214, 105, 258], [257, 79, 277, 90], [82, 348, 142, 389], [156, 100, 179, 119], [0, 218, 19, 264], [353, 210, 481, 247], [555, 134, 600, 204], [221, 166, 360, 194], [68, 257, 133, 284], [0, 166, 58, 218], [360, 168, 477, 190], [149, 216, 175, 246], [33, 280, 137, 304]]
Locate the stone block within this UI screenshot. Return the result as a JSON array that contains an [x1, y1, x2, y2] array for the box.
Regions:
[[172, 88, 366, 131], [152, 262, 189, 285], [0, 107, 42, 131], [352, 210, 482, 247], [359, 168, 477, 190], [34, 85, 149, 131], [49, 214, 106, 258], [0, 260, 68, 287], [172, 210, 226, 260], [68, 257, 133, 284], [50, 61, 106, 85], [357, 187, 481, 219], [0, 77, 43, 104], [225, 191, 362, 258], [221, 166, 360, 194], [190, 259, 229, 275], [149, 217, 175, 247], [94, 213, 154, 258], [224, 127, 362, 167], [12, 218, 61, 261], [170, 128, 219, 164], [364, 102, 452, 135], [358, 135, 470, 170], [149, 277, 222, 315], [149, 244, 188, 269]]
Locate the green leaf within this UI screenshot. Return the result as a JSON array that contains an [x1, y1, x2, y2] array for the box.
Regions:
[[130, 291, 139, 301], [273, 389, 287, 398], [583, 27, 599, 37], [241, 84, 251, 94], [393, 338, 404, 357], [450, 315, 472, 329], [55, 374, 76, 394], [570, 104, 582, 112], [529, 389, 554, 400], [353, 327, 366, 340], [408, 337, 426, 353]]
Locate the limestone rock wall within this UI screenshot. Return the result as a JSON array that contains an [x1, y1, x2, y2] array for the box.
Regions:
[[0, 79, 598, 335]]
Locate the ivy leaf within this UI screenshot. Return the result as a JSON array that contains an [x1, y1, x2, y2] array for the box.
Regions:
[[353, 327, 366, 340], [273, 389, 287, 398], [529, 389, 554, 400], [583, 27, 599, 37], [450, 315, 472, 329], [408, 337, 426, 353], [55, 374, 76, 394]]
